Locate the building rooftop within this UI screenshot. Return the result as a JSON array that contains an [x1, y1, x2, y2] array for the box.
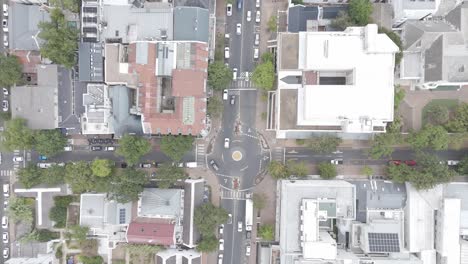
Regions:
[[81, 84, 114, 134], [174, 7, 209, 42], [80, 193, 132, 229], [11, 65, 59, 129], [138, 188, 184, 219], [78, 42, 104, 82], [182, 179, 204, 248], [8, 2, 50, 51], [126, 222, 175, 246], [109, 85, 143, 137]]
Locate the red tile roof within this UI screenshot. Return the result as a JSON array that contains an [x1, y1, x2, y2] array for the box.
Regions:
[[126, 222, 175, 246]]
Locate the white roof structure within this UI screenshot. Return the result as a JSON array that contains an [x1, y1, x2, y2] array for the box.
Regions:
[[81, 84, 114, 135], [436, 198, 461, 264]]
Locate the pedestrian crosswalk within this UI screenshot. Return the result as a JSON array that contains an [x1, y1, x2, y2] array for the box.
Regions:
[[231, 80, 254, 88], [272, 147, 284, 163], [221, 189, 250, 200], [0, 170, 13, 177], [196, 143, 206, 168]]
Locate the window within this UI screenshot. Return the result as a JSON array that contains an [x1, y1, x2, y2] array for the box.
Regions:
[[119, 209, 126, 224]]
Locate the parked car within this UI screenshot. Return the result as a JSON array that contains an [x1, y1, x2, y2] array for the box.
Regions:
[[388, 160, 402, 166], [219, 224, 224, 235], [219, 239, 224, 251], [255, 10, 260, 23], [140, 163, 152, 168], [13, 156, 23, 162], [254, 33, 259, 45], [404, 160, 417, 166], [247, 11, 251, 22], [185, 162, 197, 168], [227, 214, 232, 224], [223, 89, 228, 100], [2, 184, 8, 197], [105, 146, 115, 151], [246, 245, 251, 256], [226, 4, 232, 16], [1, 217, 7, 229], [230, 95, 235, 105], [1, 88, 6, 96], [246, 230, 251, 239], [447, 160, 460, 166], [224, 138, 230, 148], [210, 160, 219, 171], [236, 23, 241, 35], [254, 48, 259, 59], [3, 35, 7, 47], [37, 163, 55, 169], [330, 159, 343, 165], [91, 146, 103, 151], [4, 199, 8, 211], [64, 146, 72, 151], [218, 254, 223, 264], [237, 221, 243, 232], [2, 232, 8, 243], [224, 47, 230, 59], [2, 100, 8, 112], [120, 162, 128, 168], [3, 247, 8, 259], [3, 4, 8, 17], [39, 155, 47, 161], [256, 0, 260, 8], [233, 68, 238, 80], [2, 19, 7, 32]]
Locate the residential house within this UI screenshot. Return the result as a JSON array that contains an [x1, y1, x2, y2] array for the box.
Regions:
[[81, 83, 113, 134], [269, 24, 399, 139]]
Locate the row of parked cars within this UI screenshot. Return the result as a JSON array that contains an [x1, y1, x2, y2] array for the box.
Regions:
[[2, 184, 9, 259], [2, 3, 8, 48]]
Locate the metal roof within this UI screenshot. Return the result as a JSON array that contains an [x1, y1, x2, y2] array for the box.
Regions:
[[9, 3, 51, 50], [173, 6, 209, 42], [109, 85, 143, 138], [287, 5, 318, 33], [78, 42, 104, 82], [138, 188, 183, 218]]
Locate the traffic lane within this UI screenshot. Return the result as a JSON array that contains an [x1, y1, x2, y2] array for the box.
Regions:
[[221, 199, 235, 264], [240, 0, 257, 72], [239, 90, 257, 127], [222, 198, 246, 264], [227, 3, 243, 70]]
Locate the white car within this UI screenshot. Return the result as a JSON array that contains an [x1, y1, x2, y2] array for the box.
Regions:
[[2, 232, 8, 243], [13, 156, 23, 162], [219, 224, 224, 235], [2, 184, 9, 197], [255, 11, 261, 23], [236, 23, 241, 35], [226, 4, 232, 16], [227, 214, 232, 224], [218, 254, 223, 264], [223, 89, 228, 100], [254, 33, 259, 46], [3, 247, 8, 259], [4, 199, 8, 211], [247, 11, 251, 22], [233, 68, 238, 80], [2, 100, 8, 112], [64, 146, 72, 151], [237, 221, 243, 232], [224, 138, 230, 148], [2, 19, 7, 32], [3, 35, 7, 48], [1, 216, 7, 229], [254, 48, 259, 59], [246, 245, 251, 256], [330, 159, 343, 165], [447, 160, 460, 166], [37, 163, 55, 169], [224, 47, 230, 59], [219, 239, 224, 251], [256, 0, 260, 8], [3, 4, 8, 17], [105, 146, 115, 151], [2, 88, 8, 96]]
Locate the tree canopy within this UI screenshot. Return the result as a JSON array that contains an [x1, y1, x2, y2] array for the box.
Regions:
[[286, 160, 308, 177], [0, 54, 22, 87], [458, 156, 468, 175], [2, 118, 34, 151], [155, 163, 186, 189], [48, 0, 80, 12], [33, 129, 67, 157], [38, 9, 79, 68], [252, 61, 275, 91], [115, 134, 151, 165], [348, 0, 373, 25], [252, 193, 267, 210], [91, 159, 114, 178], [307, 135, 342, 154], [317, 162, 337, 179], [368, 133, 399, 159], [18, 164, 43, 188], [267, 15, 277, 32], [207, 62, 232, 91], [207, 97, 224, 119], [194, 203, 228, 235], [424, 103, 450, 126], [7, 197, 34, 223], [258, 224, 274, 241], [40, 165, 66, 186], [268, 160, 289, 179], [64, 161, 96, 193], [160, 135, 194, 162], [66, 225, 90, 242], [446, 103, 468, 133], [108, 168, 147, 203], [196, 235, 218, 252], [408, 125, 449, 150]]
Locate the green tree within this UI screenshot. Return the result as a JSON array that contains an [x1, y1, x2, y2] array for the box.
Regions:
[[291, 0, 304, 4], [115, 134, 151, 165], [49, 205, 67, 228], [124, 244, 163, 255], [38, 9, 79, 68], [66, 225, 89, 242], [197, 235, 218, 252], [17, 164, 43, 188], [0, 54, 22, 87], [160, 135, 194, 162], [8, 198, 34, 223], [361, 165, 374, 177], [258, 224, 274, 241], [394, 85, 406, 111], [108, 168, 147, 203], [449, 133, 467, 150], [387, 163, 413, 183], [317, 162, 337, 179], [286, 160, 308, 177], [64, 161, 95, 193], [261, 52, 274, 64], [307, 135, 342, 154], [408, 125, 449, 150], [21, 229, 60, 243], [267, 15, 277, 32], [91, 159, 114, 177], [41, 165, 66, 186], [252, 61, 275, 91], [252, 193, 267, 210], [446, 103, 468, 133], [54, 196, 74, 208], [348, 0, 373, 25], [457, 156, 468, 175], [155, 163, 186, 189], [368, 133, 399, 159], [207, 97, 224, 119], [424, 104, 450, 126], [268, 160, 288, 179], [48, 0, 79, 12], [2, 118, 34, 151], [194, 203, 228, 235], [207, 62, 232, 91], [331, 11, 353, 30], [77, 256, 103, 264], [378, 27, 403, 65], [33, 129, 67, 157]]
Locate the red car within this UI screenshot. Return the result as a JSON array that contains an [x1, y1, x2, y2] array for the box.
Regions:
[[404, 160, 417, 166], [388, 160, 402, 165]]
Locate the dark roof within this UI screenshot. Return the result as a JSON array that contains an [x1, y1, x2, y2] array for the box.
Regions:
[[182, 179, 205, 247], [109, 85, 143, 138], [288, 5, 318, 33], [182, 257, 189, 264], [167, 256, 176, 264], [192, 257, 201, 264], [78, 42, 104, 82], [58, 67, 81, 133], [174, 7, 209, 42], [424, 35, 444, 82], [322, 6, 348, 19]]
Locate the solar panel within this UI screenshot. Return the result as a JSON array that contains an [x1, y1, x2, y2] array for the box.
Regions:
[[368, 233, 400, 252], [119, 209, 126, 224]]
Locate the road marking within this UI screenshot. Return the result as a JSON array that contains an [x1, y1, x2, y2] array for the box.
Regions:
[[284, 155, 309, 158], [240, 165, 248, 171], [287, 150, 298, 154]]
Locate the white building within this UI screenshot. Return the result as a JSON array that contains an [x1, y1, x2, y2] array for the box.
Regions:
[[81, 83, 114, 135], [269, 24, 399, 139]]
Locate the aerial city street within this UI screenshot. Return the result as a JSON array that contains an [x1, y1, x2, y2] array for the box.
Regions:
[[0, 0, 466, 263]]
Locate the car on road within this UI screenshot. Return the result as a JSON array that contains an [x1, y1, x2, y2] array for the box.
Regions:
[[2, 100, 8, 111], [2, 19, 7, 32], [224, 47, 230, 59], [223, 89, 228, 100], [105, 146, 115, 151], [13, 156, 23, 162], [2, 216, 8, 229], [91, 146, 103, 151], [227, 214, 232, 224], [230, 95, 235, 105], [2, 232, 8, 243], [330, 159, 343, 165], [3, 247, 8, 259], [256, 0, 260, 7], [254, 33, 259, 46], [64, 146, 72, 151], [219, 239, 224, 251], [1, 88, 6, 96], [246, 245, 251, 256], [219, 224, 224, 235], [4, 200, 8, 211], [388, 160, 402, 166], [218, 254, 223, 264], [210, 160, 219, 171], [255, 10, 260, 23], [226, 4, 232, 16], [254, 48, 259, 59], [247, 11, 251, 22], [140, 163, 152, 168], [3, 35, 7, 47], [3, 4, 8, 17], [224, 138, 230, 148], [37, 163, 54, 169], [233, 68, 238, 80], [447, 160, 460, 166], [404, 160, 417, 166], [236, 23, 242, 35], [2, 184, 8, 197], [246, 230, 251, 239], [237, 221, 243, 232]]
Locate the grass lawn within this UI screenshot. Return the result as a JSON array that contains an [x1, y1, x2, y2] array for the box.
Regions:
[[422, 99, 459, 126]]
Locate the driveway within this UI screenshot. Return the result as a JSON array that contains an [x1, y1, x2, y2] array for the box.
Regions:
[[398, 85, 468, 131]]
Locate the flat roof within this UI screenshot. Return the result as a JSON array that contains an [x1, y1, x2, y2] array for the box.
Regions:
[[173, 7, 209, 42]]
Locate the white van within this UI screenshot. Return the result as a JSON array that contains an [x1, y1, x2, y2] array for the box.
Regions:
[[185, 162, 197, 168], [2, 184, 9, 197], [233, 68, 238, 80]]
